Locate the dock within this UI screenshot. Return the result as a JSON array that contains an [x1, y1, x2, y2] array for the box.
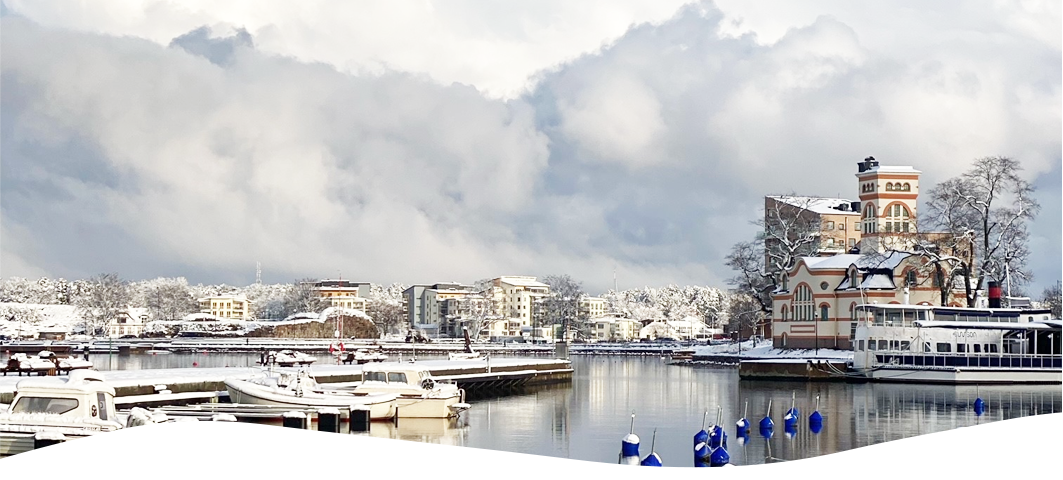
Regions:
[[737, 358, 850, 381], [0, 358, 573, 406]]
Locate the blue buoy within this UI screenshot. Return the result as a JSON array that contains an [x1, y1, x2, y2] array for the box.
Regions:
[[809, 395, 823, 433], [640, 452, 662, 467], [620, 413, 640, 465], [785, 422, 798, 439], [737, 431, 750, 446], [709, 424, 728, 449], [640, 428, 661, 467], [694, 442, 711, 467], [974, 397, 985, 416], [709, 445, 730, 467], [736, 400, 750, 436], [695, 410, 709, 446], [759, 398, 774, 437], [784, 391, 799, 428]]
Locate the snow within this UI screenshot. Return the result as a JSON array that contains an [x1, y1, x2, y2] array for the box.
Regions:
[[859, 274, 896, 289], [2, 409, 1057, 475], [766, 196, 858, 215], [692, 340, 853, 360], [0, 303, 81, 338]]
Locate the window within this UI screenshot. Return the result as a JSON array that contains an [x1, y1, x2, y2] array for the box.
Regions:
[[858, 340, 865, 351], [820, 281, 829, 291], [838, 223, 845, 231], [794, 285, 814, 321], [868, 340, 877, 351], [900, 341, 910, 351], [97, 392, 109, 421], [364, 372, 386, 382], [12, 397, 79, 415], [886, 182, 894, 191], [849, 238, 856, 247], [825, 221, 835, 230], [878, 340, 889, 350], [987, 344, 998, 353], [820, 305, 829, 322], [936, 343, 952, 353], [924, 342, 932, 353], [903, 183, 911, 191], [956, 344, 966, 353], [973, 344, 982, 353], [905, 270, 917, 287]]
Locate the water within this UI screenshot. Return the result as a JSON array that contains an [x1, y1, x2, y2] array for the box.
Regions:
[[54, 352, 1063, 466]]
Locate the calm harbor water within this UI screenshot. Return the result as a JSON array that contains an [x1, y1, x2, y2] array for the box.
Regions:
[[79, 352, 1063, 466]]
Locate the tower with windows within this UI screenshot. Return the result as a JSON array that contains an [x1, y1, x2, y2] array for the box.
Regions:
[[855, 156, 920, 253]]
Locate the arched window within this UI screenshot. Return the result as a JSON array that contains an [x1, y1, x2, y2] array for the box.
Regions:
[[820, 304, 829, 322], [903, 183, 911, 191], [781, 305, 788, 322], [886, 182, 894, 191], [794, 284, 813, 321], [905, 270, 917, 287], [849, 269, 859, 288], [864, 204, 876, 219], [849, 302, 857, 322]]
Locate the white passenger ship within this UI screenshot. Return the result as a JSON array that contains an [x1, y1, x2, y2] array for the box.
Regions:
[[851, 304, 1061, 384]]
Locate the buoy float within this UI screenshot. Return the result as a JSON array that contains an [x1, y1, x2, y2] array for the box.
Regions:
[[709, 406, 730, 467], [192, 361, 198, 367], [620, 413, 640, 465], [640, 429, 662, 466], [759, 398, 774, 437], [694, 411, 709, 467], [973, 397, 985, 416], [784, 391, 799, 428], [809, 395, 824, 434], [694, 442, 710, 467], [785, 421, 798, 439], [735, 400, 750, 437], [708, 406, 727, 449]]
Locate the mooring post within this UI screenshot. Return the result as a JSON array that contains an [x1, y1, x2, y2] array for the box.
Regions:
[[350, 406, 371, 433]]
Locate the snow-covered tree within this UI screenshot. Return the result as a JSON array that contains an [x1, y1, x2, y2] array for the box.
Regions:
[[75, 273, 131, 335]]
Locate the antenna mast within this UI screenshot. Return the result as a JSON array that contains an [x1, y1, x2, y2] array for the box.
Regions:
[[256, 261, 262, 285]]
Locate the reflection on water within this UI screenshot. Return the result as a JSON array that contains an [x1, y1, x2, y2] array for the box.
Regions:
[[19, 352, 1059, 466]]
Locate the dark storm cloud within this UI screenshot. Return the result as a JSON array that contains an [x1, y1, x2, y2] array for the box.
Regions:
[[1, 1, 1059, 294]]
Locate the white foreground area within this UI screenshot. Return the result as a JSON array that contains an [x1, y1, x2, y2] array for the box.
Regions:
[[3, 412, 1059, 475]]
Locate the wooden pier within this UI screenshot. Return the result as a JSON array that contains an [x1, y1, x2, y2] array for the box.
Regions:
[[0, 358, 573, 406], [737, 359, 850, 381]]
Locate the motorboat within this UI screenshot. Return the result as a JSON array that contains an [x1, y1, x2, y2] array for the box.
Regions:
[[851, 303, 1061, 384], [352, 363, 470, 418], [267, 350, 316, 367], [449, 326, 484, 361], [0, 370, 122, 456], [354, 348, 388, 364], [224, 369, 397, 420]]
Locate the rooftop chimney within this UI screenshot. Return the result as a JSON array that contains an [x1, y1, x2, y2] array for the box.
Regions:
[[857, 156, 879, 173]]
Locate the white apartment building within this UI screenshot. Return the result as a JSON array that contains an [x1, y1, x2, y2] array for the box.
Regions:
[[108, 308, 150, 337], [579, 297, 608, 320], [197, 295, 252, 320], [485, 276, 551, 339], [590, 316, 642, 342]]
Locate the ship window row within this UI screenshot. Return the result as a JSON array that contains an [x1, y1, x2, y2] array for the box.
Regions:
[[856, 340, 999, 354], [934, 313, 1018, 323]]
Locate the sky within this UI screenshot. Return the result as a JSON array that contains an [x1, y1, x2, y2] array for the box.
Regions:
[[0, 0, 1059, 296]]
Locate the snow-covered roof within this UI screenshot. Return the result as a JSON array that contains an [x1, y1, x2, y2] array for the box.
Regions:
[[496, 277, 549, 288], [766, 196, 858, 215], [859, 273, 895, 290], [857, 165, 921, 175], [800, 251, 910, 273]]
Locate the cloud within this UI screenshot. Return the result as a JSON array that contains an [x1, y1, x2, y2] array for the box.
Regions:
[[1, 1, 1059, 294]]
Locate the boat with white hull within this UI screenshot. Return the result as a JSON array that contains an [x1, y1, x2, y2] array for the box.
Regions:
[[851, 304, 1061, 384], [351, 363, 470, 418], [224, 370, 397, 420]]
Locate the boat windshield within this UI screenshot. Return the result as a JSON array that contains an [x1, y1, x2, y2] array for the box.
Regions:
[[12, 396, 79, 414], [364, 371, 386, 382]]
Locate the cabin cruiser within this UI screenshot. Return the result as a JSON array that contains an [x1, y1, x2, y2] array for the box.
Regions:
[[224, 369, 397, 419], [352, 363, 470, 418], [850, 304, 1061, 384], [0, 370, 122, 456], [267, 350, 316, 367]]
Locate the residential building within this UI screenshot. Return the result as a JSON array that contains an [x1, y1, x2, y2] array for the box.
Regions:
[[313, 279, 370, 311], [590, 316, 642, 342], [108, 308, 149, 338], [579, 297, 608, 320], [763, 195, 862, 261], [485, 276, 551, 339], [402, 282, 477, 337], [198, 295, 252, 320]]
